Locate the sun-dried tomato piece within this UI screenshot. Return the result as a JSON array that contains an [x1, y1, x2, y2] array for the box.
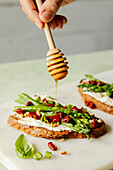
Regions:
[[97, 81, 104, 86], [43, 98, 48, 103], [33, 114, 40, 120], [89, 102, 96, 109], [48, 142, 57, 151], [63, 106, 68, 109], [28, 112, 36, 117], [85, 101, 90, 107], [85, 100, 96, 109], [46, 116, 52, 119], [61, 151, 67, 155], [52, 114, 60, 122], [48, 104, 53, 107], [53, 101, 56, 105], [61, 116, 70, 123], [59, 112, 63, 119], [88, 80, 97, 85], [28, 112, 33, 117], [71, 106, 79, 112], [16, 108, 24, 115], [78, 107, 85, 113], [91, 118, 100, 128], [26, 101, 33, 106]]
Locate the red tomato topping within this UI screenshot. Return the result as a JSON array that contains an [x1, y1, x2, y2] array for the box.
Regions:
[[26, 101, 33, 106], [61, 116, 70, 123], [48, 104, 53, 107], [88, 80, 97, 85], [52, 114, 60, 122], [43, 98, 48, 103], [85, 100, 96, 109], [16, 108, 24, 114], [28, 112, 36, 117], [91, 118, 99, 128], [59, 112, 63, 119], [97, 81, 104, 86], [63, 106, 68, 109], [33, 114, 40, 120], [71, 106, 79, 112], [48, 142, 57, 151], [61, 151, 67, 155]]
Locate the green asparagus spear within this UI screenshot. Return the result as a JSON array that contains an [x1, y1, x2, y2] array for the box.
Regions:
[[14, 105, 93, 119], [15, 93, 40, 106]]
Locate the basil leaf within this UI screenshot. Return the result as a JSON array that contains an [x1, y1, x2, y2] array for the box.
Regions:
[[15, 134, 34, 158]]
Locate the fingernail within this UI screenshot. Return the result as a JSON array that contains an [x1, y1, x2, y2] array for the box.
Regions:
[[63, 18, 66, 24], [41, 10, 52, 21], [35, 22, 42, 29], [57, 25, 61, 29], [63, 18, 67, 25]]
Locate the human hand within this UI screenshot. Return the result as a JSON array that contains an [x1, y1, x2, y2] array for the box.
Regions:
[[20, 0, 75, 30]]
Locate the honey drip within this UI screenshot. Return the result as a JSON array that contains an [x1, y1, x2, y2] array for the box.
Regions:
[[55, 80, 58, 100], [47, 48, 69, 100]]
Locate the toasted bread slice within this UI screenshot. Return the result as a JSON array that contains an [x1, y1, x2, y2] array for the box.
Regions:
[[78, 82, 113, 115], [7, 93, 107, 139], [7, 114, 106, 139], [78, 79, 113, 115]]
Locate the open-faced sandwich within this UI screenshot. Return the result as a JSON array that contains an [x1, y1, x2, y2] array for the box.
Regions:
[[7, 93, 106, 139], [78, 74, 113, 114]]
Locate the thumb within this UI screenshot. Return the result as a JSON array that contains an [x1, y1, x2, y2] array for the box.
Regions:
[[39, 0, 63, 23]]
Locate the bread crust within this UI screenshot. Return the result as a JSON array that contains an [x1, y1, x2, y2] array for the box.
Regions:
[[78, 87, 113, 115], [7, 115, 106, 139]]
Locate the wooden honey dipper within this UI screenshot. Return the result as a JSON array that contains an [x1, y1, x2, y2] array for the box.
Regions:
[[35, 0, 69, 80]]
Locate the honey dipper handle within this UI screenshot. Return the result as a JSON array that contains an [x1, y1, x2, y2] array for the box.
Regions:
[[35, 0, 56, 49]]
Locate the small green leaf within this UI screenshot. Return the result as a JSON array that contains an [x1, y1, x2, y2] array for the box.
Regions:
[[56, 102, 63, 107], [15, 134, 34, 158], [35, 96, 41, 102], [65, 104, 73, 109], [40, 115, 44, 122], [48, 100, 54, 105], [85, 74, 96, 81], [33, 152, 43, 160], [85, 133, 90, 140], [106, 90, 112, 97], [45, 151, 52, 159], [47, 96, 55, 100], [83, 108, 87, 112], [44, 115, 47, 122]]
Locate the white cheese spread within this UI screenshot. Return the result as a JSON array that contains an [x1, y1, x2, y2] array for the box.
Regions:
[[14, 95, 71, 131], [83, 91, 113, 106], [17, 116, 71, 132]]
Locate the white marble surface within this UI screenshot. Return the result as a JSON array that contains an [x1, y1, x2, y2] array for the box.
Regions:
[[1, 70, 113, 170]]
